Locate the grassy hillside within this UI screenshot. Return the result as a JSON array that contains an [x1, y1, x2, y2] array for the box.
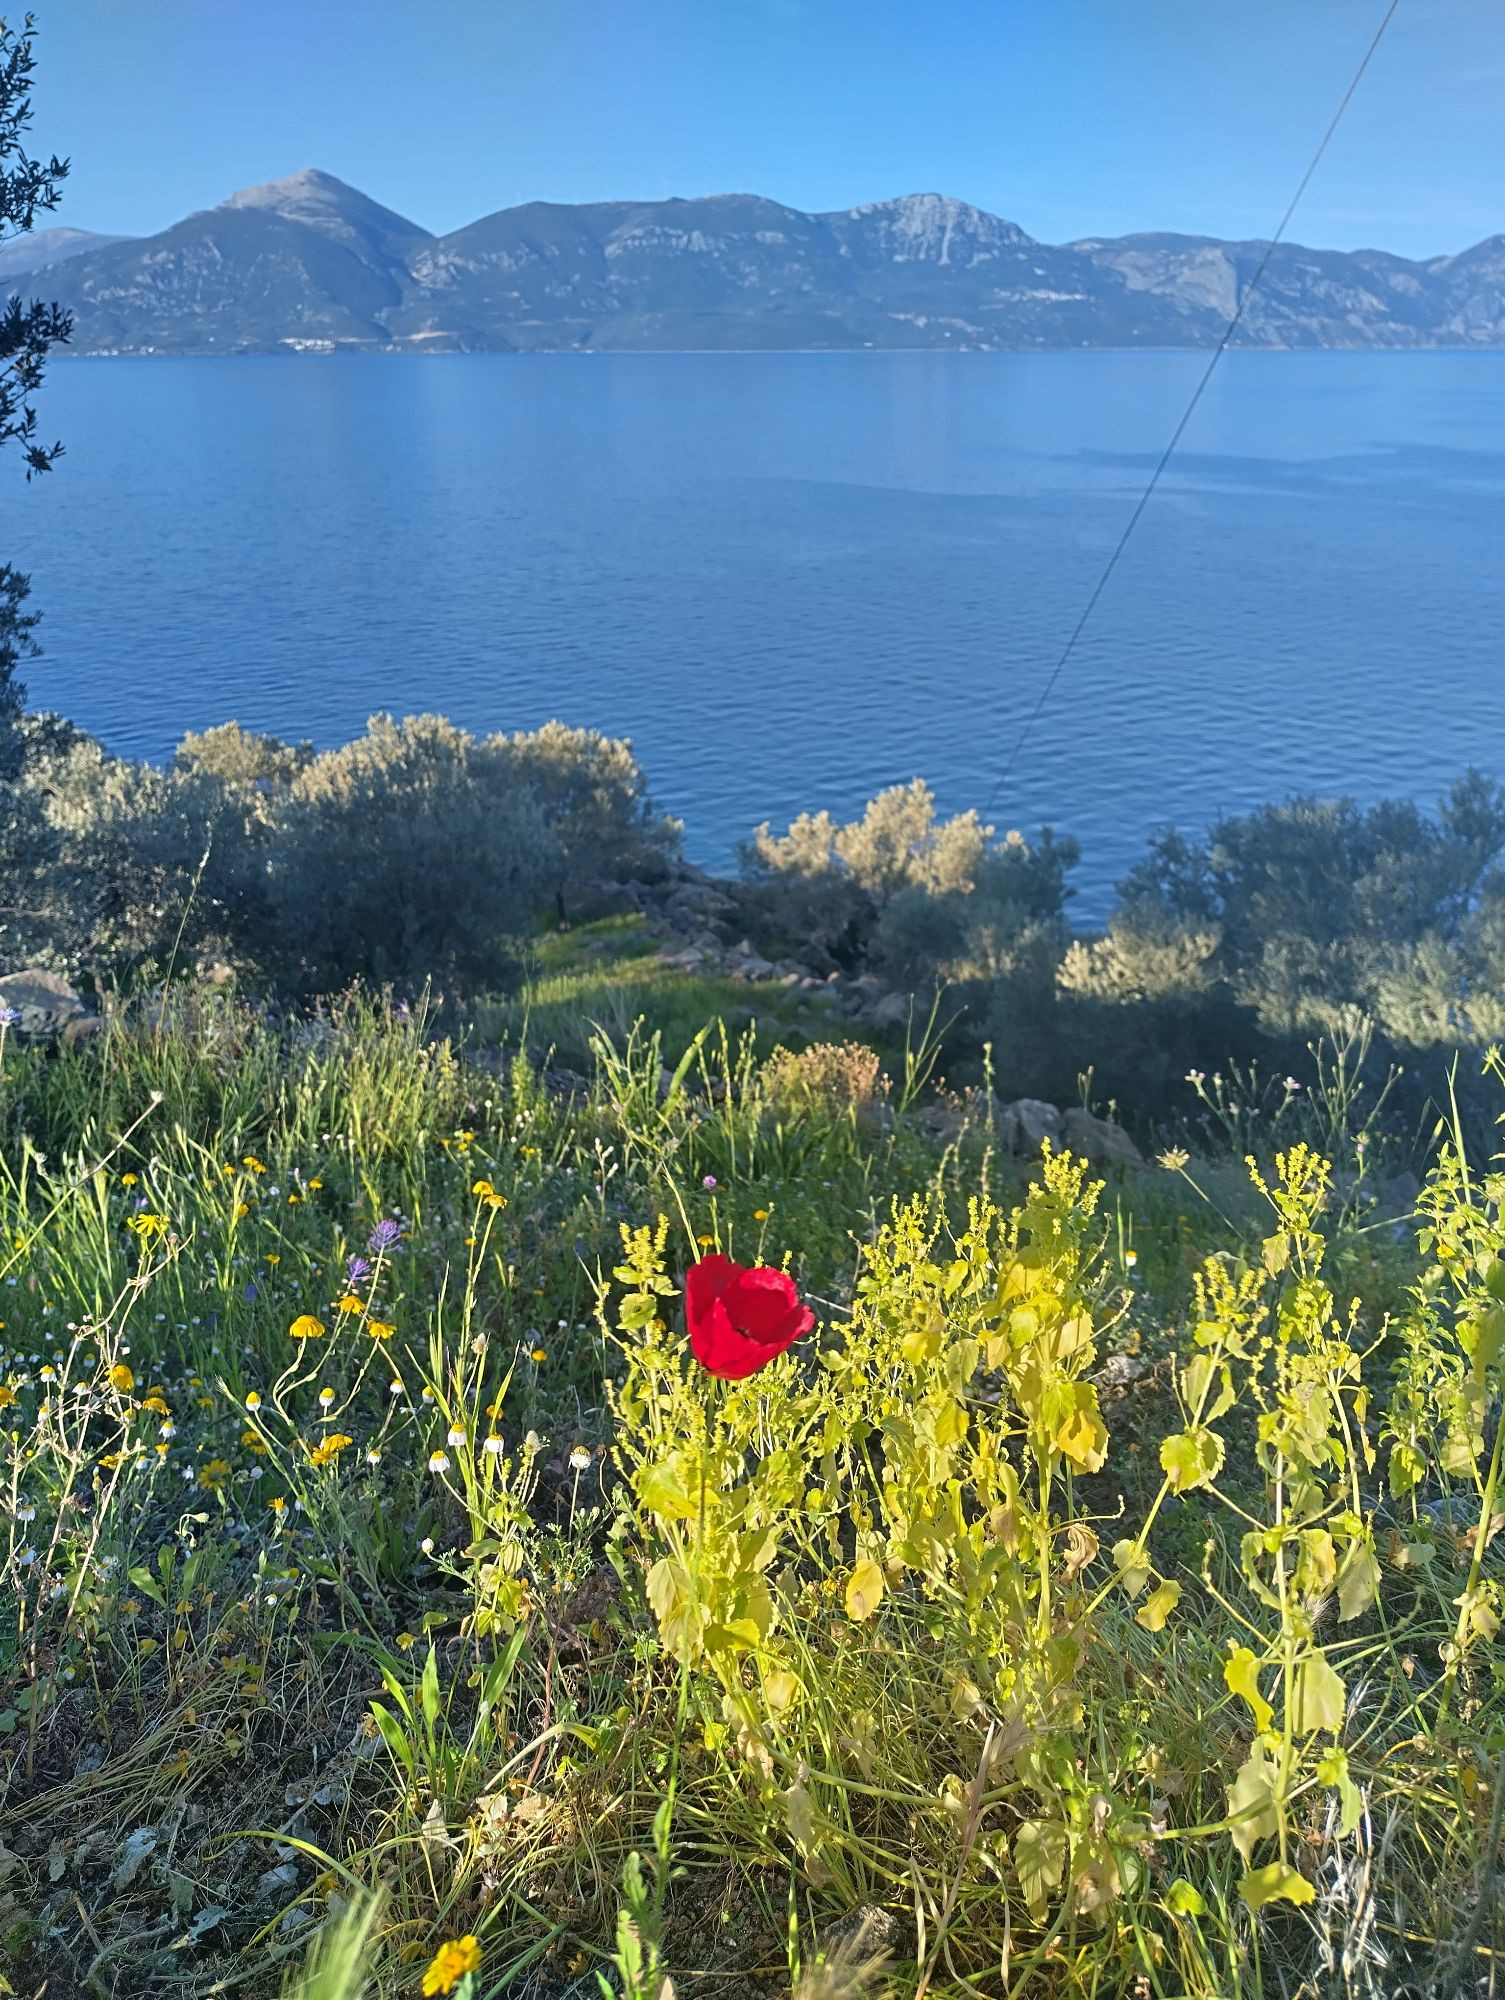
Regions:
[[0, 988, 1500, 2000]]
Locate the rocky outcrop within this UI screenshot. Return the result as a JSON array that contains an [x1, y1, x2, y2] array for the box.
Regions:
[[0, 969, 96, 1045], [1062, 1106, 1146, 1170], [1001, 1098, 1065, 1154]]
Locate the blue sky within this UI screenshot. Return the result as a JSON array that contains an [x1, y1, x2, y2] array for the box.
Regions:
[[32, 0, 1505, 257]]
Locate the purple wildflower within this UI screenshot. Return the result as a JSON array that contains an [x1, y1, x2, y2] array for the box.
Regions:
[[702, 1174, 717, 1191], [345, 1254, 372, 1282], [0, 1007, 20, 1027], [368, 1219, 402, 1253]]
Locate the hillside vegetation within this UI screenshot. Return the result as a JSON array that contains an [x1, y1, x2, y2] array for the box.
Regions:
[[5, 705, 1505, 1139], [0, 985, 1502, 1999]]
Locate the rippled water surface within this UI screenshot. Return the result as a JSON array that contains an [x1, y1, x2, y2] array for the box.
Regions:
[[7, 350, 1504, 915]]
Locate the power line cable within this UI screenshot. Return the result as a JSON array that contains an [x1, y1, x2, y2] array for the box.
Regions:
[[983, 0, 1402, 819]]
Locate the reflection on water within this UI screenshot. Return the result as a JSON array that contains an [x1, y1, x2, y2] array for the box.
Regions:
[[7, 349, 1504, 917]]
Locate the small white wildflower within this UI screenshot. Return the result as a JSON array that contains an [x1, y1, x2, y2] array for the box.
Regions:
[[446, 1425, 466, 1448], [427, 1451, 450, 1474], [569, 1446, 591, 1471], [483, 1435, 504, 1456]]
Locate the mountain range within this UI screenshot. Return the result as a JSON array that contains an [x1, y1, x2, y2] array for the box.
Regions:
[[6, 168, 1505, 354]]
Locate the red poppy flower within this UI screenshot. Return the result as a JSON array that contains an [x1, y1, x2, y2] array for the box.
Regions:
[[684, 1254, 814, 1380]]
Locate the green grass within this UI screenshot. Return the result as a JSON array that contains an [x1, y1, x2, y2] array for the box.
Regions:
[[0, 993, 1499, 2000], [467, 914, 875, 1074]]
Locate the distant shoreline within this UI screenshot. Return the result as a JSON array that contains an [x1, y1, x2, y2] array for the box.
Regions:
[[52, 341, 1505, 360]]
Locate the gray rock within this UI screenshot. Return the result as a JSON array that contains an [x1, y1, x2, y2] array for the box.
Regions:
[[916, 1098, 969, 1144], [0, 969, 88, 1043], [817, 1901, 908, 1964], [1093, 1351, 1151, 1391], [870, 992, 913, 1031], [1001, 1098, 1066, 1154], [257, 1860, 300, 1898], [111, 1826, 159, 1889], [1062, 1107, 1145, 1170]]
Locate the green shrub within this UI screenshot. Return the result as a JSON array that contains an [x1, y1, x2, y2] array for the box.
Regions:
[[743, 779, 1078, 1009], [268, 714, 553, 991], [0, 710, 678, 993], [503, 719, 681, 913]]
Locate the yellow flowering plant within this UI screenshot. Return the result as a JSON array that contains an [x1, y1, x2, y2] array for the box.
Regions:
[[607, 1142, 1468, 1930]]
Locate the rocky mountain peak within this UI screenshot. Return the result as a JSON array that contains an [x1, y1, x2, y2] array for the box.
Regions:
[[217, 168, 432, 252], [836, 192, 1036, 262]]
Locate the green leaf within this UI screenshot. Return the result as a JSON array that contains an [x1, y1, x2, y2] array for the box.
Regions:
[[1165, 1878, 1206, 1918], [900, 1314, 943, 1364], [1136, 1579, 1181, 1632], [127, 1565, 168, 1608], [1182, 1351, 1237, 1423], [1014, 1818, 1067, 1920], [1291, 1654, 1346, 1736], [1226, 1748, 1278, 1862], [1239, 1862, 1314, 1911], [1336, 1536, 1381, 1622], [1316, 1746, 1362, 1837], [1471, 1303, 1505, 1371], [844, 1559, 885, 1623], [1160, 1427, 1224, 1494], [638, 1453, 698, 1522], [1388, 1439, 1427, 1498], [646, 1556, 695, 1656], [1052, 1383, 1108, 1472], [1261, 1233, 1290, 1276], [1112, 1538, 1150, 1599], [368, 1700, 415, 1777], [420, 1646, 441, 1734]]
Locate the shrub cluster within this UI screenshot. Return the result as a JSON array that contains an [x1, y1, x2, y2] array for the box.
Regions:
[[743, 772, 1505, 1119], [0, 711, 680, 990]]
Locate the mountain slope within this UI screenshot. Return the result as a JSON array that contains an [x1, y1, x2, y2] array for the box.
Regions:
[[61, 208, 413, 353], [0, 226, 135, 283], [217, 167, 433, 264], [33, 175, 1505, 354]]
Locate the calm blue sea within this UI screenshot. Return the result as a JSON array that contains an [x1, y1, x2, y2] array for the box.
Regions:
[[5, 350, 1504, 918]]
